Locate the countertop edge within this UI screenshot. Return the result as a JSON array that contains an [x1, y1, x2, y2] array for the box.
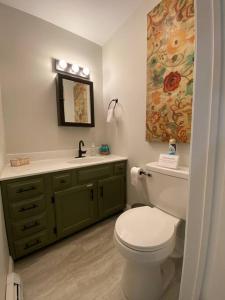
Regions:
[[0, 156, 128, 181]]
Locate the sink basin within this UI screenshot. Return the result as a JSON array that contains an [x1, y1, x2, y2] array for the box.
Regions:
[[67, 156, 107, 164]]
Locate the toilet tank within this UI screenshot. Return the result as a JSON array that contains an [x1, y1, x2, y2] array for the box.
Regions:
[[145, 162, 189, 220]]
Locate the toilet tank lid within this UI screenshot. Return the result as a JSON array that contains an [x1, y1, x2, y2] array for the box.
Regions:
[[146, 162, 189, 179]]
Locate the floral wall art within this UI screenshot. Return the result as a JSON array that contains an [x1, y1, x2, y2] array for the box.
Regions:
[[146, 0, 195, 143], [74, 83, 89, 123]]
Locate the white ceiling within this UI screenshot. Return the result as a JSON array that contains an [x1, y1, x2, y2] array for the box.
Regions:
[[0, 0, 143, 45]]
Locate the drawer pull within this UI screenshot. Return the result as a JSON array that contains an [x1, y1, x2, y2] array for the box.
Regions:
[[60, 179, 66, 184], [90, 189, 94, 201], [100, 186, 103, 198], [24, 239, 41, 250], [22, 221, 40, 231], [86, 183, 93, 188], [17, 186, 36, 193], [19, 204, 38, 212]]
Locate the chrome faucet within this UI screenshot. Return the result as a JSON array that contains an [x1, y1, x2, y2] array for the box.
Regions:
[[76, 140, 86, 158]]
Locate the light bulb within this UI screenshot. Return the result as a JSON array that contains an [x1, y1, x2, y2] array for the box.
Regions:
[[71, 64, 80, 74], [58, 59, 67, 70], [82, 67, 90, 76]]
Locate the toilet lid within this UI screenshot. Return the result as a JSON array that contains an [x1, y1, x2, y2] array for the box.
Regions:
[[115, 206, 179, 252]]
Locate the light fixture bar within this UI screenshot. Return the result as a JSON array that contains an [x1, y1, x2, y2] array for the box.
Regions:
[[55, 59, 90, 79]]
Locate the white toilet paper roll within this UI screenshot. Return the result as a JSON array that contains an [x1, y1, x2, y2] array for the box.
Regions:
[[130, 167, 150, 206], [130, 167, 142, 187]]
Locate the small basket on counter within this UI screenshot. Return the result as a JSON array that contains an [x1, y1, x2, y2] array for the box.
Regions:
[[99, 144, 110, 155], [10, 158, 30, 167]]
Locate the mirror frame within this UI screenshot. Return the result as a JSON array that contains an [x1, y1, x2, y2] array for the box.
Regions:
[[56, 73, 95, 127]]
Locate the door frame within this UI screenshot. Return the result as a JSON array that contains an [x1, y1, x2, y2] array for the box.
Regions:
[[179, 0, 222, 299]]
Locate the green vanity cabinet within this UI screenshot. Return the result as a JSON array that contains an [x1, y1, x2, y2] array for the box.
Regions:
[[1, 174, 56, 259], [98, 176, 125, 219], [54, 183, 98, 239], [52, 171, 74, 191], [1, 160, 126, 259]]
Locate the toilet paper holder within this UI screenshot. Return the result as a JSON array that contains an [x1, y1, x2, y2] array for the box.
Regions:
[[140, 170, 152, 177]]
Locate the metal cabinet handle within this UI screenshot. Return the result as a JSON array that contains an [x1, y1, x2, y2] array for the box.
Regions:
[[100, 186, 103, 198], [90, 189, 94, 201], [24, 239, 41, 250], [17, 186, 36, 193], [86, 183, 93, 188], [19, 204, 38, 212], [22, 221, 40, 231], [60, 179, 66, 184]]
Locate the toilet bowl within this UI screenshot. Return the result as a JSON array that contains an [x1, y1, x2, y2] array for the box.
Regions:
[[114, 162, 189, 300], [114, 206, 180, 300]]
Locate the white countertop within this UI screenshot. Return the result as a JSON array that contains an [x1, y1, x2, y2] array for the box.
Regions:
[[0, 155, 127, 181]]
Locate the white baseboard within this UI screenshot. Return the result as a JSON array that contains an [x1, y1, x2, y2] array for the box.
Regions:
[[6, 257, 23, 300], [6, 272, 23, 300]]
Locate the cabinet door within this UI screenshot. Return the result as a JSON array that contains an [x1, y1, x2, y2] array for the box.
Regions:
[[98, 176, 125, 219], [55, 184, 97, 239]]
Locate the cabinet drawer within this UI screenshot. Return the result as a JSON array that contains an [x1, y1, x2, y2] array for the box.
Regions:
[[7, 178, 44, 202], [114, 162, 126, 175], [52, 172, 72, 191], [14, 230, 48, 258], [77, 164, 113, 183], [9, 195, 46, 220], [12, 213, 47, 240]]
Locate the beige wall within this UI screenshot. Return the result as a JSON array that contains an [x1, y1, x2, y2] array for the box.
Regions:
[[103, 0, 190, 205], [0, 3, 105, 154], [0, 86, 9, 300]]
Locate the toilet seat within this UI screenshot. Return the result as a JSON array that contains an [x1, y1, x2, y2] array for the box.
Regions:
[[115, 206, 180, 252]]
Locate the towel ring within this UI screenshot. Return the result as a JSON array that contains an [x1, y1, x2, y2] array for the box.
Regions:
[[108, 98, 118, 110]]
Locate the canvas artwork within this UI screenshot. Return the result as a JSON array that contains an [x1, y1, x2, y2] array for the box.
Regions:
[[74, 83, 88, 123], [146, 0, 195, 143]]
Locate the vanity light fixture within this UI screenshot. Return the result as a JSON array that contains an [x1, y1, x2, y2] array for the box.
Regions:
[[82, 67, 90, 77], [55, 59, 90, 79], [57, 59, 67, 71], [71, 64, 80, 74]]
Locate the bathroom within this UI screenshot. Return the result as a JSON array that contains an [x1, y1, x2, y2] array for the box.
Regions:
[[0, 0, 224, 299]]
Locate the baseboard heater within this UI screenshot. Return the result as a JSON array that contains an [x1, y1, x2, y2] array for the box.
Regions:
[[6, 273, 23, 300]]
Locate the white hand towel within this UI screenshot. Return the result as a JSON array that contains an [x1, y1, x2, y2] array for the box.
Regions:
[[106, 107, 114, 123]]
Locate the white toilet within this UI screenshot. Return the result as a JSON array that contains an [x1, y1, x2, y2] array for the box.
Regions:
[[114, 162, 189, 300]]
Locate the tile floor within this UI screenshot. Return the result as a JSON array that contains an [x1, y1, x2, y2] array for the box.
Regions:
[[15, 216, 182, 300]]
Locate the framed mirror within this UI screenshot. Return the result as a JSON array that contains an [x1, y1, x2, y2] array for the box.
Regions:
[[56, 73, 95, 127]]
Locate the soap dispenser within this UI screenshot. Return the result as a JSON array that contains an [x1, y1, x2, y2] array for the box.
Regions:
[[90, 143, 96, 156], [168, 139, 176, 155]]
